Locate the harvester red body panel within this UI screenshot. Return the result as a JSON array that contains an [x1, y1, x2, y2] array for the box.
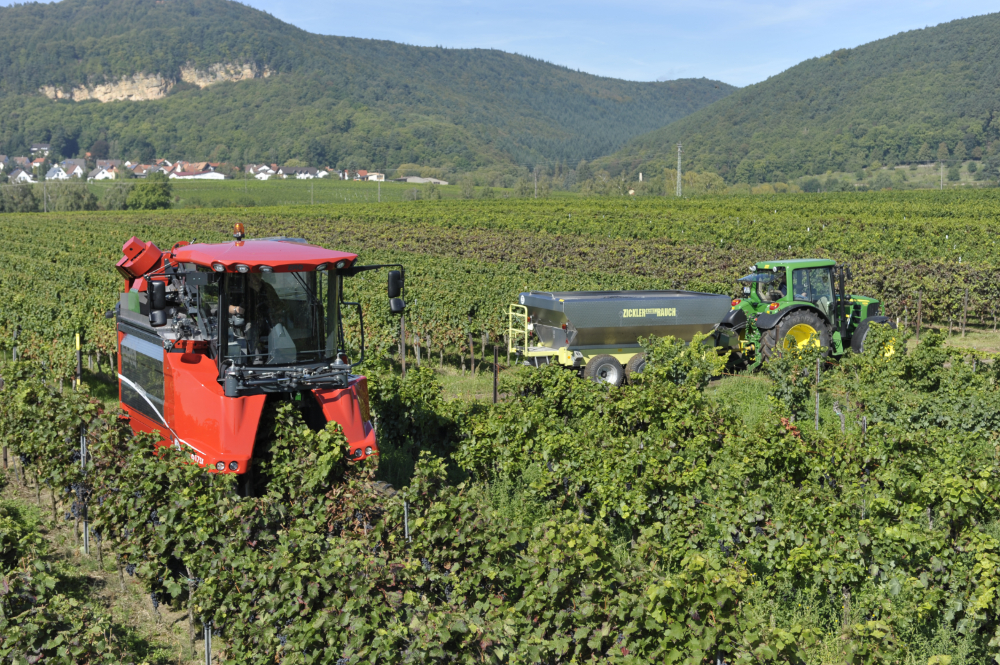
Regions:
[[114, 234, 382, 474]]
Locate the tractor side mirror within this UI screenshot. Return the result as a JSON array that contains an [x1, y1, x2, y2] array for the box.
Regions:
[[388, 270, 403, 299], [389, 297, 406, 315]]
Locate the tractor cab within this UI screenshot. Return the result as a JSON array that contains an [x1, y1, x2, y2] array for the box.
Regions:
[[718, 259, 890, 369], [113, 225, 405, 485]]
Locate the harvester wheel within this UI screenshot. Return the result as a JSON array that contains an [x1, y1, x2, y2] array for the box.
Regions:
[[624, 353, 646, 382], [366, 481, 397, 497], [759, 309, 830, 362], [584, 355, 624, 386]]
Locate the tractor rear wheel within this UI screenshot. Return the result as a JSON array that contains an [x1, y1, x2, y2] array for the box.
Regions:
[[584, 355, 624, 386], [759, 309, 830, 363]]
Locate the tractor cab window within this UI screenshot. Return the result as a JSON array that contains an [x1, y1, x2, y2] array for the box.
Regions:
[[224, 270, 341, 366], [792, 268, 835, 317], [756, 269, 787, 303]]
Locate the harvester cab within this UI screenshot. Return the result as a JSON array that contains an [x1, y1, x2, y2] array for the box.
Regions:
[[715, 258, 892, 369], [113, 225, 404, 487]]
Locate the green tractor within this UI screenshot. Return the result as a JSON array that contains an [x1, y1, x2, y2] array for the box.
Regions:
[[714, 259, 893, 369]]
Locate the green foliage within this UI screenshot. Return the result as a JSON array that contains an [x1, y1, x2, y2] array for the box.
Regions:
[[764, 338, 827, 422], [10, 189, 1000, 381], [101, 181, 133, 211], [46, 183, 98, 212], [637, 333, 727, 389], [0, 184, 39, 212], [0, 0, 733, 171], [125, 176, 172, 210], [611, 12, 1000, 182]]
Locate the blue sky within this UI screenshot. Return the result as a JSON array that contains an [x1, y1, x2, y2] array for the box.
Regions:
[[240, 0, 998, 86], [4, 0, 998, 86]]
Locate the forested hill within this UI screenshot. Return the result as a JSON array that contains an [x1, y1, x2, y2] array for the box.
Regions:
[[607, 12, 1000, 183], [0, 0, 735, 171]]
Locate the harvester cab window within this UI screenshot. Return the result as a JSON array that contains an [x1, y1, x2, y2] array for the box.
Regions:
[[198, 282, 220, 342], [793, 268, 835, 318], [757, 269, 787, 303], [224, 270, 337, 366]]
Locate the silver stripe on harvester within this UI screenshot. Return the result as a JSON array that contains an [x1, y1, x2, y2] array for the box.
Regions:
[[117, 372, 205, 455]]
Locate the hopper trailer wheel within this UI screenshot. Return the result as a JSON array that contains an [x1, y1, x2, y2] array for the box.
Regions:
[[625, 353, 646, 382], [584, 355, 624, 386]]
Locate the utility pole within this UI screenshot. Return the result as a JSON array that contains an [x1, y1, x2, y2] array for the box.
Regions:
[[311, 181, 314, 205], [676, 144, 683, 197], [940, 162, 944, 190], [534, 169, 538, 199]]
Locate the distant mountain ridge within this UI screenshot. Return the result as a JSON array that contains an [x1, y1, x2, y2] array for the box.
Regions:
[[607, 12, 1000, 183], [0, 0, 735, 171]]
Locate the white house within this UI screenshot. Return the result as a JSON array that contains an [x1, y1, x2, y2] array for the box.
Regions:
[[45, 166, 69, 180], [30, 143, 51, 157], [316, 169, 330, 178], [169, 170, 225, 180], [89, 167, 118, 181], [254, 172, 271, 181], [366, 172, 385, 182], [61, 159, 87, 178], [9, 169, 35, 184]]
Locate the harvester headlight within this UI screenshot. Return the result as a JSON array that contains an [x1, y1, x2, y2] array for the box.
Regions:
[[229, 461, 239, 471], [315, 263, 328, 271], [365, 446, 373, 455], [215, 461, 225, 471], [353, 449, 363, 458], [750, 265, 757, 272], [259, 265, 273, 273], [335, 260, 347, 269], [212, 263, 226, 272], [235, 264, 250, 273]]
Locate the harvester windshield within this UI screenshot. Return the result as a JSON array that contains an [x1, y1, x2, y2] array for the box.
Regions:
[[223, 269, 341, 366]]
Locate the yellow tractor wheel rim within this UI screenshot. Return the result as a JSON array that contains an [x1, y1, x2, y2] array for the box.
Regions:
[[783, 323, 820, 350]]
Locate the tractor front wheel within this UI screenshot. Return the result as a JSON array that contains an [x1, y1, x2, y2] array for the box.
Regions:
[[759, 309, 830, 363]]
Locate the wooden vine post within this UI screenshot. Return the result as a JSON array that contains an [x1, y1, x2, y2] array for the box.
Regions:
[[399, 315, 406, 377], [916, 292, 922, 341], [815, 358, 821, 430], [962, 288, 968, 337], [493, 346, 499, 405]]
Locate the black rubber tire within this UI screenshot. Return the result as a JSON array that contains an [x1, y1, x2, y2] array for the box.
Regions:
[[624, 353, 646, 382], [759, 308, 830, 363], [584, 355, 624, 386], [366, 480, 397, 497], [851, 317, 897, 355]]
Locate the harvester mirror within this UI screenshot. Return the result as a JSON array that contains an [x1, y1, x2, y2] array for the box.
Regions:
[[149, 281, 168, 327], [389, 297, 406, 315], [388, 270, 403, 298], [150, 280, 167, 311]]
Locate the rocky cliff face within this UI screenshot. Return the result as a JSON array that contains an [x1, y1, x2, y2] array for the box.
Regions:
[[39, 63, 271, 102]]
